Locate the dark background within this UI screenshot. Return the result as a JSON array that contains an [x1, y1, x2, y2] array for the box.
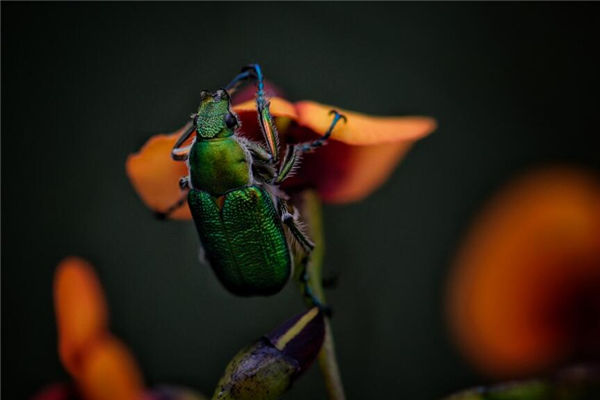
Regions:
[[2, 2, 599, 399]]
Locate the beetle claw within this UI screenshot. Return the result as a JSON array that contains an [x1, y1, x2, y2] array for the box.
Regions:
[[328, 109, 347, 123], [241, 64, 259, 80]]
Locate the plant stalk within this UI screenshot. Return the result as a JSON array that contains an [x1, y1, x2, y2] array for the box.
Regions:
[[293, 190, 346, 400]]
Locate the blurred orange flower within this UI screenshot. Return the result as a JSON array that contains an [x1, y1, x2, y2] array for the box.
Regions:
[[126, 87, 436, 219], [35, 257, 324, 400], [447, 168, 600, 378], [51, 257, 145, 400], [35, 257, 207, 400]]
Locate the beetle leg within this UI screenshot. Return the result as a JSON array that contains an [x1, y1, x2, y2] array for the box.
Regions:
[[172, 144, 192, 161], [226, 64, 281, 162], [244, 140, 274, 163], [238, 139, 277, 182], [256, 98, 280, 163], [273, 111, 346, 184], [224, 67, 256, 94], [239, 64, 281, 163], [154, 189, 189, 220], [299, 255, 332, 315], [273, 145, 302, 184], [298, 110, 347, 153], [282, 211, 315, 253], [279, 203, 331, 312], [172, 121, 195, 161]]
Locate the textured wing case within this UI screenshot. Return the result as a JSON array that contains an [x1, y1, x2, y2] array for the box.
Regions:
[[188, 186, 291, 296]]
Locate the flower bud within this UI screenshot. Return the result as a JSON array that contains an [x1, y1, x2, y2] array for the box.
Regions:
[[212, 307, 324, 400]]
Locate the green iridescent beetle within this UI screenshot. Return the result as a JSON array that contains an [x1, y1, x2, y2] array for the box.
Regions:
[[162, 65, 345, 306]]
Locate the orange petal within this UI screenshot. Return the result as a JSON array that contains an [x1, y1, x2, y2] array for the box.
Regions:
[[231, 80, 285, 105], [232, 97, 299, 145], [283, 139, 415, 203], [294, 101, 436, 146], [233, 96, 298, 120], [126, 130, 191, 220], [78, 335, 144, 400], [288, 101, 435, 202], [447, 168, 600, 378], [54, 257, 109, 376]]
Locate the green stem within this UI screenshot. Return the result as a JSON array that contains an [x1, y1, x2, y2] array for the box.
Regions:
[[319, 319, 346, 400], [293, 190, 346, 400]]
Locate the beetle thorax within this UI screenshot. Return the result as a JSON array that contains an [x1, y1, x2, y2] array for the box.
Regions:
[[188, 137, 251, 196]]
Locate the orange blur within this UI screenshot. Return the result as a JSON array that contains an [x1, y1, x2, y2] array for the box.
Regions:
[[447, 168, 600, 378], [54, 257, 144, 400]]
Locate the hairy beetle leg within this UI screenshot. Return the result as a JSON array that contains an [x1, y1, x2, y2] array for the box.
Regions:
[[245, 140, 274, 164], [280, 204, 332, 313], [299, 257, 333, 316], [274, 145, 302, 184], [280, 202, 331, 316], [255, 88, 280, 163], [282, 212, 315, 253], [235, 64, 281, 164], [299, 110, 347, 153], [273, 110, 346, 185], [171, 121, 195, 161]]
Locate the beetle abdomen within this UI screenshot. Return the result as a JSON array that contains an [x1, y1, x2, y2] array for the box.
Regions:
[[188, 186, 291, 296]]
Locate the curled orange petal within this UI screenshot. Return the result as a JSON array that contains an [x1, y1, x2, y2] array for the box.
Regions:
[[78, 335, 144, 400], [54, 257, 108, 376], [126, 130, 191, 220], [294, 101, 436, 146], [447, 168, 600, 378], [283, 139, 415, 203], [287, 101, 435, 203]]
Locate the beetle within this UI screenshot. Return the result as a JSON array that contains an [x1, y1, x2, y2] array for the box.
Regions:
[[162, 64, 345, 307]]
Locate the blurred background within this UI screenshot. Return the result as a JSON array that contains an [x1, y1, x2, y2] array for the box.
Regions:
[[2, 3, 599, 399]]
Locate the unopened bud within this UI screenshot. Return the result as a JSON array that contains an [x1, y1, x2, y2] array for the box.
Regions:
[[212, 307, 324, 400]]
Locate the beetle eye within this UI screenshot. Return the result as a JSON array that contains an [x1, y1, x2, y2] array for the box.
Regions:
[[225, 113, 238, 129]]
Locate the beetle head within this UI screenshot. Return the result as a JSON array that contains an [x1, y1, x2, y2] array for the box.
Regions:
[[194, 89, 239, 139]]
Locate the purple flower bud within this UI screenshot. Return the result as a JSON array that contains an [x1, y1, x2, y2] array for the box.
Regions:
[[212, 308, 325, 400]]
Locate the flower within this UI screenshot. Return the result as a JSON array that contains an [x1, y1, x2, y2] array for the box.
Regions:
[[125, 83, 436, 219], [446, 168, 600, 378], [48, 257, 145, 400], [34, 257, 325, 400], [34, 257, 205, 400]]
